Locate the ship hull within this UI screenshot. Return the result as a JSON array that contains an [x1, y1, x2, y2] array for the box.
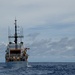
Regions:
[[6, 61, 28, 68]]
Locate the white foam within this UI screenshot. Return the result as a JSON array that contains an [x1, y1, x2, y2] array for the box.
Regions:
[[27, 63, 32, 68]]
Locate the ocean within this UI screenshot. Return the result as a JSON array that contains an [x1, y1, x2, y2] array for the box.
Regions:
[[0, 62, 75, 75]]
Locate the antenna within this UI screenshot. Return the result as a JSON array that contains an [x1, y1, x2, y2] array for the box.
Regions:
[[8, 26, 11, 43], [20, 27, 23, 42]]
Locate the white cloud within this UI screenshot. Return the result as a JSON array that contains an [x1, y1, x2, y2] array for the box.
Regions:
[[0, 44, 6, 62], [66, 46, 74, 50]]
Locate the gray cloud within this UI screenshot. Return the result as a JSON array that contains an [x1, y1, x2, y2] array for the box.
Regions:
[[27, 37, 75, 62], [26, 33, 39, 40], [0, 0, 75, 27], [0, 0, 75, 41]]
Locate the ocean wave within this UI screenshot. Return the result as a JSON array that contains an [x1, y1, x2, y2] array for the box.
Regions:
[[0, 62, 75, 75]]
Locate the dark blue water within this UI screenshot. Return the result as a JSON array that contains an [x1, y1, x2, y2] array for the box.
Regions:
[[0, 62, 75, 75]]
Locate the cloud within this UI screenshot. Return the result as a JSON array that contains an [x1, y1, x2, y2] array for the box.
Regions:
[[26, 32, 40, 40], [0, 0, 75, 27], [27, 37, 75, 62], [0, 0, 75, 41], [0, 44, 6, 62]]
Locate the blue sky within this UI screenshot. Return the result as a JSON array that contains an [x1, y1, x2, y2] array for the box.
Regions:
[[0, 0, 75, 62]]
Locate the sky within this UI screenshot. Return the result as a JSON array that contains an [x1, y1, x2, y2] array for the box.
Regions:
[[0, 0, 75, 62]]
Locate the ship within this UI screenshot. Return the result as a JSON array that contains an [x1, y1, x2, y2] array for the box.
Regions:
[[5, 19, 30, 63]]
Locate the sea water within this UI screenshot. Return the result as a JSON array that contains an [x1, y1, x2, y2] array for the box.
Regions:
[[0, 62, 75, 75]]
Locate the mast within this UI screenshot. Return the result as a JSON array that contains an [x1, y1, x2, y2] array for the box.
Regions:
[[14, 19, 18, 49], [14, 19, 17, 44], [8, 19, 24, 49]]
